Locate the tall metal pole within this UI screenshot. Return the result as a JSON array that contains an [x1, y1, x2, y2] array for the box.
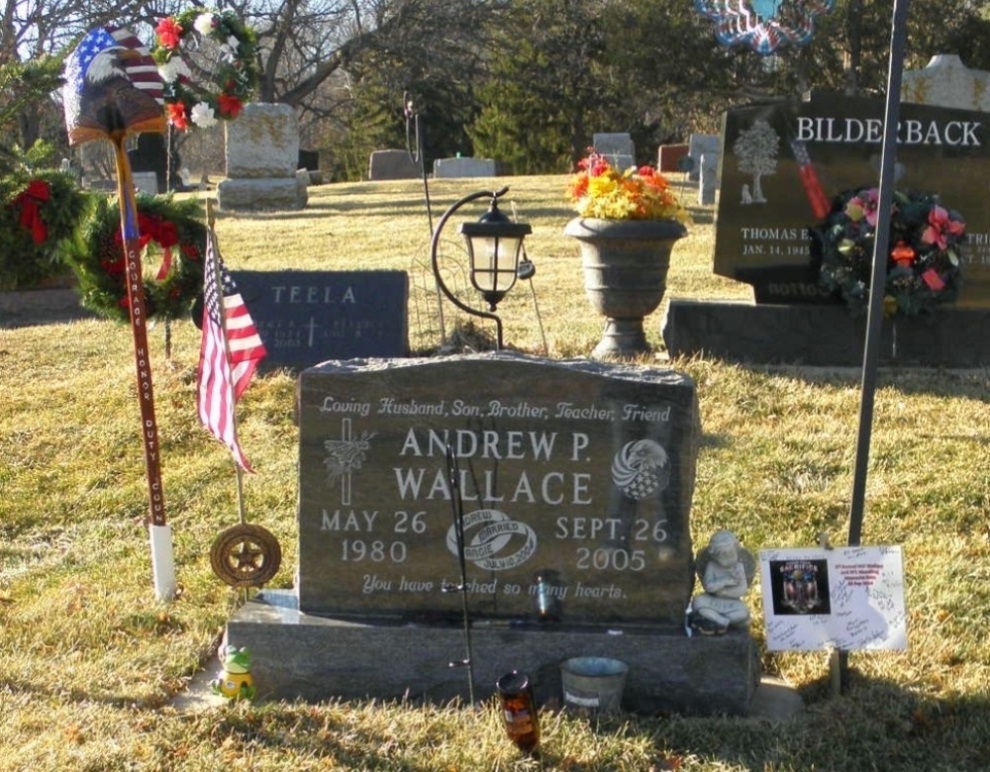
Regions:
[[841, 0, 911, 689]]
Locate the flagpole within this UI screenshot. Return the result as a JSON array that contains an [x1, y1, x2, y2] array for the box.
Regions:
[[112, 131, 176, 602], [840, 0, 912, 691], [205, 198, 248, 526]]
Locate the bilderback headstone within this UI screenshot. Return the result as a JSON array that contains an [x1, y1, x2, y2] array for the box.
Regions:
[[217, 103, 308, 210], [231, 270, 409, 370], [713, 92, 990, 307], [223, 353, 761, 714]]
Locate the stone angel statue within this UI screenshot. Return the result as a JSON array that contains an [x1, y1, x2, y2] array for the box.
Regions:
[[688, 530, 756, 635]]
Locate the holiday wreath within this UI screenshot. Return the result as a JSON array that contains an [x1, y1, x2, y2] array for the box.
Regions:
[[151, 9, 259, 131], [64, 194, 206, 322], [818, 186, 965, 317]]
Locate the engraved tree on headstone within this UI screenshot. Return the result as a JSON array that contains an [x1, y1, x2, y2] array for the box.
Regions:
[[733, 119, 780, 204]]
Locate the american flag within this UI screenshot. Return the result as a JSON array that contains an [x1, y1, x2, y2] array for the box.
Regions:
[[789, 139, 832, 220], [197, 229, 267, 471]]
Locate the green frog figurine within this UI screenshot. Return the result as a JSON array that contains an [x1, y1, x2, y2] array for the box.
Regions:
[[211, 646, 256, 701]]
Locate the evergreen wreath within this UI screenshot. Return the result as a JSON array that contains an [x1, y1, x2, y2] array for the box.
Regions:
[[818, 186, 965, 317], [65, 194, 206, 322], [0, 171, 90, 290], [151, 8, 259, 131]]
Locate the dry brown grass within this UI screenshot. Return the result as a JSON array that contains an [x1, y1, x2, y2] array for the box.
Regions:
[[1, 175, 989, 771]]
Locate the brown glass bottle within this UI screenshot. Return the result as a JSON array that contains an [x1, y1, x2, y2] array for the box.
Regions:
[[496, 670, 540, 754]]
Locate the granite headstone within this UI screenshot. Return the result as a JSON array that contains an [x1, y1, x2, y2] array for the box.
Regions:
[[225, 354, 760, 715], [714, 92, 990, 307], [296, 354, 700, 627], [218, 103, 308, 210], [902, 54, 990, 112], [231, 270, 409, 369], [658, 144, 689, 173], [368, 149, 421, 181], [593, 133, 635, 170], [687, 134, 720, 182], [432, 157, 498, 178]]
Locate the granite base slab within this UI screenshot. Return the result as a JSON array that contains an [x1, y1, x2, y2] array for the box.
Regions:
[[662, 299, 990, 367], [226, 590, 760, 716]]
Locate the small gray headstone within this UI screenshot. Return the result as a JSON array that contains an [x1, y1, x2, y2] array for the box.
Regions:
[[687, 134, 720, 182], [593, 132, 635, 169], [132, 171, 158, 195], [296, 353, 699, 627], [231, 270, 409, 370], [699, 153, 718, 205], [432, 157, 497, 178], [369, 149, 421, 181]]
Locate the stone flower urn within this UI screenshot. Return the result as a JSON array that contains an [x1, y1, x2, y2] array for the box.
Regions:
[[564, 217, 687, 358]]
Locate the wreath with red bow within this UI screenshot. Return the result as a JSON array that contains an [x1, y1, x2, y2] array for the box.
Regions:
[[64, 195, 206, 322], [1, 171, 89, 290]]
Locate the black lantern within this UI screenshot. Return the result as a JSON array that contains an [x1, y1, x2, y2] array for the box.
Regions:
[[459, 196, 531, 311], [431, 187, 532, 350]]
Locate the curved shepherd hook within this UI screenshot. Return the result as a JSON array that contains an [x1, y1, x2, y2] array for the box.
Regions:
[[63, 27, 176, 600]]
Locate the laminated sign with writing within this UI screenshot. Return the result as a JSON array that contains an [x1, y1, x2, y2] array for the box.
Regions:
[[759, 545, 907, 651]]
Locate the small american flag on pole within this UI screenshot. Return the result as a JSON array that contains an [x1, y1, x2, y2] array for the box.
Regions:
[[197, 228, 267, 471]]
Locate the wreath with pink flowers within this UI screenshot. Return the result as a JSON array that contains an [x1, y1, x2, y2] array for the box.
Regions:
[[151, 8, 259, 131], [817, 187, 965, 317]]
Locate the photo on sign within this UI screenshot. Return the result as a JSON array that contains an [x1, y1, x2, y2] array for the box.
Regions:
[[760, 546, 907, 652], [768, 558, 830, 616]]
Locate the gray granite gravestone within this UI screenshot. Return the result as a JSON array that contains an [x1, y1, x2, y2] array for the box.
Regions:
[[903, 54, 990, 112], [699, 153, 718, 205], [593, 133, 635, 170], [687, 134, 719, 182], [296, 355, 698, 623], [218, 103, 308, 210], [230, 270, 409, 370], [432, 157, 497, 178], [225, 353, 761, 715], [368, 149, 421, 181]]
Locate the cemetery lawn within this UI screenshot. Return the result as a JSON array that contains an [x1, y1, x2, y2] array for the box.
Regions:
[[2, 176, 989, 771]]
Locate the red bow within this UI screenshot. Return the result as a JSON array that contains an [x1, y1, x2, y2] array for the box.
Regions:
[[14, 180, 51, 245], [114, 213, 181, 280]]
